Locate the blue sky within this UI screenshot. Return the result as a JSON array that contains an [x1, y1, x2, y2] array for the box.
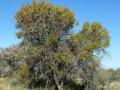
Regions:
[[0, 0, 120, 69]]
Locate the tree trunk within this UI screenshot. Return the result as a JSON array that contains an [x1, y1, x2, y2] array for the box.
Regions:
[[57, 83, 63, 90], [53, 72, 63, 90]]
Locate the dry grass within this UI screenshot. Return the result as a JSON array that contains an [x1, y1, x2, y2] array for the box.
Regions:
[[104, 81, 120, 90], [1, 77, 120, 90], [0, 77, 26, 90], [0, 77, 55, 90]]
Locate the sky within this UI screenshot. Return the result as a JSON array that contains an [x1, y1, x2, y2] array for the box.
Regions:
[[0, 0, 120, 69]]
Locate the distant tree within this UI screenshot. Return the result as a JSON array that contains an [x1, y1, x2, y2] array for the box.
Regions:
[[105, 68, 120, 82], [0, 45, 22, 76]]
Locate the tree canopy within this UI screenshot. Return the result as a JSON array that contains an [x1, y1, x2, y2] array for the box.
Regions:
[[0, 0, 111, 90], [14, 1, 111, 90]]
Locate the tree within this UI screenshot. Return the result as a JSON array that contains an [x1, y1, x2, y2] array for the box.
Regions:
[[15, 1, 75, 90], [15, 0, 110, 90], [67, 22, 110, 89]]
